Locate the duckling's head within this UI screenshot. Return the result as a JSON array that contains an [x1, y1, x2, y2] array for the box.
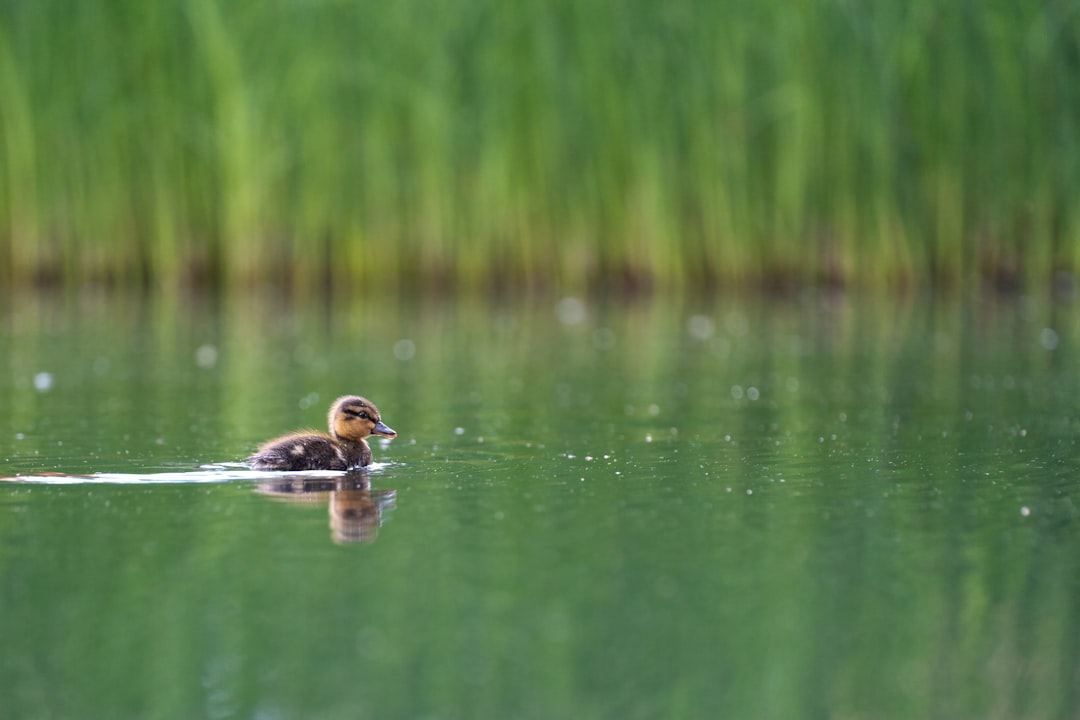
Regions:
[[329, 395, 397, 443]]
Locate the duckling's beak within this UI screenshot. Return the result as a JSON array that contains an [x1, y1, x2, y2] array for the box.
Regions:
[[372, 421, 397, 439]]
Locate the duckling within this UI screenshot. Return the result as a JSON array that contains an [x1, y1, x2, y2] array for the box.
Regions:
[[247, 395, 396, 471]]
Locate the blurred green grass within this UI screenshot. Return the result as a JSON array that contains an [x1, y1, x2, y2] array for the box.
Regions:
[[1, 0, 1078, 293]]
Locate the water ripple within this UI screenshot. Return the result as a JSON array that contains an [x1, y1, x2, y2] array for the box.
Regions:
[[0, 462, 394, 485]]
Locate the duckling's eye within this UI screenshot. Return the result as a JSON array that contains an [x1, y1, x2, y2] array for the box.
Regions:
[[345, 408, 370, 421]]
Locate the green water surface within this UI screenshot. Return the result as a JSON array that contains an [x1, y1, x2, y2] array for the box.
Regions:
[[1, 291, 1078, 719]]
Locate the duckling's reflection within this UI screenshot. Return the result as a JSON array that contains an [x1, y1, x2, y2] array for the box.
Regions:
[[255, 471, 396, 544]]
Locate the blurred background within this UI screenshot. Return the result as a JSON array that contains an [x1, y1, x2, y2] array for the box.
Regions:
[[2, 0, 1078, 296], [4, 5, 1080, 718]]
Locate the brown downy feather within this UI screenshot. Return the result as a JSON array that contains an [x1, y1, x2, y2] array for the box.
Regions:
[[247, 395, 396, 471]]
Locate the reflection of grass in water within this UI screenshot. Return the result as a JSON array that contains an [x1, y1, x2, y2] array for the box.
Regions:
[[1, 291, 1078, 716], [0, 2, 1077, 291]]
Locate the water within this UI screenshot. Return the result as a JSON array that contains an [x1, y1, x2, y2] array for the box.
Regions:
[[1, 290, 1079, 719]]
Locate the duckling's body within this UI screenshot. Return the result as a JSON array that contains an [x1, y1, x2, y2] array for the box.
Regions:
[[250, 430, 371, 471], [248, 395, 396, 471]]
